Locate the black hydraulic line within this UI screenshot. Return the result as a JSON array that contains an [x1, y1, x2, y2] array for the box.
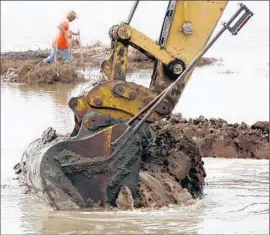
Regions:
[[126, 1, 140, 25]]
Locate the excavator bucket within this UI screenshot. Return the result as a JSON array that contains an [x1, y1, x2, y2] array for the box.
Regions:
[[49, 124, 128, 207], [22, 122, 150, 210]]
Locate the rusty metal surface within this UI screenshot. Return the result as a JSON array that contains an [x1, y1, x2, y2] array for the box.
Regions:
[[60, 124, 128, 159], [101, 41, 128, 81], [39, 123, 149, 207]]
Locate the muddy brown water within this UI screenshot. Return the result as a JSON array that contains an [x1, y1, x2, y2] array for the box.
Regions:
[[1, 70, 269, 234]]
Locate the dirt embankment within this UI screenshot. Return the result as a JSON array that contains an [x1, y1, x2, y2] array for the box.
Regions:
[[165, 114, 269, 160], [1, 44, 220, 85]]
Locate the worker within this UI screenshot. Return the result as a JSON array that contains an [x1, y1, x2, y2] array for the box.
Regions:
[[39, 10, 80, 65]]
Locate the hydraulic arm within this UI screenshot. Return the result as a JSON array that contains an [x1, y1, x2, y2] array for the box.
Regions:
[[69, 0, 229, 138]]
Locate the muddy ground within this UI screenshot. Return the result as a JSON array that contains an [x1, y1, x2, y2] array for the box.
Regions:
[[1, 44, 219, 85]]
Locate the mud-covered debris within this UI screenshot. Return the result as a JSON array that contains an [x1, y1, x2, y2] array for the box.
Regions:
[[1, 61, 85, 85], [162, 176, 193, 204], [165, 115, 269, 159], [13, 162, 22, 175], [143, 122, 206, 198], [137, 172, 194, 208], [251, 121, 269, 134], [41, 127, 58, 144], [137, 172, 172, 208], [115, 185, 134, 210], [167, 150, 191, 180]]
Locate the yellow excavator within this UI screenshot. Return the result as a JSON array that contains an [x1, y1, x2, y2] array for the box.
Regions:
[[20, 1, 253, 209]]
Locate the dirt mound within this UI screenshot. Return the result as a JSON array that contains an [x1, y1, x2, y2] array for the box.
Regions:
[[251, 121, 269, 133], [166, 114, 269, 159], [1, 61, 85, 85], [137, 119, 206, 206]]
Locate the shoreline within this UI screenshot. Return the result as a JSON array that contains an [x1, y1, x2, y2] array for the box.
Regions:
[[1, 44, 220, 85]]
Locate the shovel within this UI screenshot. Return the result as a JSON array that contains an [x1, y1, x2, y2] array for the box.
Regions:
[[54, 48, 60, 77], [77, 29, 85, 71]]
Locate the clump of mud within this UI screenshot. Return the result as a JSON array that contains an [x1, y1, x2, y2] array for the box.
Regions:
[[166, 114, 269, 159], [1, 60, 85, 85], [133, 119, 205, 209]]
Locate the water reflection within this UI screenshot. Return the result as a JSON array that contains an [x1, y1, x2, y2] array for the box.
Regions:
[[17, 83, 77, 106]]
